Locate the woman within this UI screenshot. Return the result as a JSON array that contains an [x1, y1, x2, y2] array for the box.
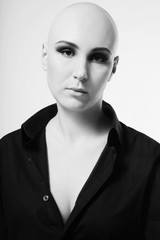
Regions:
[[0, 2, 160, 240]]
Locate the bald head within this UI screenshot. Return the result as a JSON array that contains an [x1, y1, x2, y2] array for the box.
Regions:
[[47, 2, 118, 55]]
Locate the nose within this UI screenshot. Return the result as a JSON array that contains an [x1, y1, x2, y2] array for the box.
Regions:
[[72, 58, 88, 82]]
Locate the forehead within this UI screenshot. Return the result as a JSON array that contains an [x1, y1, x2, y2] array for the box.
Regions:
[[48, 5, 118, 53]]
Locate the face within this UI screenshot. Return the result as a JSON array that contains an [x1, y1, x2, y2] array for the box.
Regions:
[[42, 4, 118, 112]]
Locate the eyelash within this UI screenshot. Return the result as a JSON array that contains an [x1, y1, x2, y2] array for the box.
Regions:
[[56, 47, 75, 57], [56, 47, 109, 63], [89, 53, 109, 63]]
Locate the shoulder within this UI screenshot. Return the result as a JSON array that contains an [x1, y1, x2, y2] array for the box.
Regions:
[[0, 129, 23, 159], [121, 122, 160, 152], [0, 130, 22, 173], [118, 123, 160, 187], [0, 129, 22, 146]]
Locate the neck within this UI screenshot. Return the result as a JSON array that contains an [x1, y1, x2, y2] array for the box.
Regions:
[[53, 101, 110, 143]]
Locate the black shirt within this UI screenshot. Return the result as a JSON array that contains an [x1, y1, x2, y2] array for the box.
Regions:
[[0, 101, 160, 239]]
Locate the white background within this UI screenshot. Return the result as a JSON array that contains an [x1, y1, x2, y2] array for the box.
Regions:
[[0, 0, 160, 141]]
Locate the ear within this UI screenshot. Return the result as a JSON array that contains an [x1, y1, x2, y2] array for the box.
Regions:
[[42, 42, 48, 71], [112, 56, 119, 74]]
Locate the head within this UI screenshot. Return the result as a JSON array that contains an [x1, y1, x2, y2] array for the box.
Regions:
[[42, 2, 119, 111]]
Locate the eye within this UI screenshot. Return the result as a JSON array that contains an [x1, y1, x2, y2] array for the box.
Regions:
[[56, 47, 75, 57], [89, 53, 109, 64]]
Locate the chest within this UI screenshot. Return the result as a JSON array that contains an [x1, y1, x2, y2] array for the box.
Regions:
[[46, 133, 107, 223]]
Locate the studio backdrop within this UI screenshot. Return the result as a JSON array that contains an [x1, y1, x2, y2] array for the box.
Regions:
[[0, 0, 160, 142]]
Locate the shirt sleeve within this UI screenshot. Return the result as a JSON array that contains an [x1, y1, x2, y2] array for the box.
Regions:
[[145, 148, 160, 239], [0, 201, 7, 239], [0, 140, 7, 239]]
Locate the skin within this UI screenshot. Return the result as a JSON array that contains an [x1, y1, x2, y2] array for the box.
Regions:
[[42, 2, 119, 142], [43, 3, 119, 222]]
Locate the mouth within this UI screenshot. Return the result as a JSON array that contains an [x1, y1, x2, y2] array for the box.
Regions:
[[67, 87, 88, 94]]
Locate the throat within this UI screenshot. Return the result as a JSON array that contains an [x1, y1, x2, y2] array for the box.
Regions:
[[52, 104, 111, 144]]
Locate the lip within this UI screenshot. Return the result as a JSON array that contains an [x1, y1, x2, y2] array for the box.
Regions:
[[67, 87, 88, 94]]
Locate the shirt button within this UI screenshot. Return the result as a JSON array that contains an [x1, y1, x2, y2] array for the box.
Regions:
[[43, 195, 49, 202]]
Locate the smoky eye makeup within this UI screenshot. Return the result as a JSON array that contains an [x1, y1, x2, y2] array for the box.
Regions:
[[55, 41, 111, 63], [55, 45, 75, 57], [89, 52, 111, 64]]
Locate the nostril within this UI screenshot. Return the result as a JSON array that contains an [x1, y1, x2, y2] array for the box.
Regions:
[[73, 72, 88, 82]]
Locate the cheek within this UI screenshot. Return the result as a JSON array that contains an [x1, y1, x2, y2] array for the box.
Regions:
[[47, 53, 74, 79], [46, 56, 61, 97], [47, 56, 70, 89], [47, 55, 61, 80], [90, 64, 112, 90]]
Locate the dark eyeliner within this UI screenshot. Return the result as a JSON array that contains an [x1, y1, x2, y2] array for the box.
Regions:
[[89, 52, 110, 63], [56, 46, 75, 56]]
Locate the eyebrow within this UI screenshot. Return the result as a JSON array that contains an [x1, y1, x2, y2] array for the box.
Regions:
[[56, 41, 79, 49], [56, 40, 112, 55]]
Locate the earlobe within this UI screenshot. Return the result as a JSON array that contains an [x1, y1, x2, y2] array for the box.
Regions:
[[112, 56, 119, 74], [42, 42, 48, 71]]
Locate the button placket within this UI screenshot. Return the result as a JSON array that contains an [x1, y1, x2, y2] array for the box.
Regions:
[[27, 153, 50, 203], [43, 195, 49, 202]]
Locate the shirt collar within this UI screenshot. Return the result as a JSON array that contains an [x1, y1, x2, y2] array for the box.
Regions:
[[102, 101, 123, 151], [22, 101, 123, 151]]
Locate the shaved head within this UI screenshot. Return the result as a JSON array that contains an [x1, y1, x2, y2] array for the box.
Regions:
[[42, 2, 120, 112], [47, 2, 118, 55]]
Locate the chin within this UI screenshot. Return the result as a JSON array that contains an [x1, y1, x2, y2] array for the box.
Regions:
[[57, 97, 92, 112]]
